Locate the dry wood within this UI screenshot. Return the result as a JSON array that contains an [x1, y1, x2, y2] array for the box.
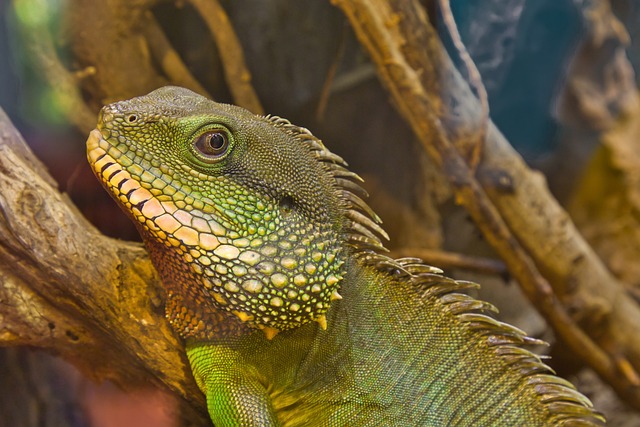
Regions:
[[142, 11, 212, 98], [15, 0, 95, 134], [562, 1, 640, 297], [569, 98, 640, 297], [18, 0, 263, 126], [437, 0, 488, 170], [188, 0, 264, 114], [0, 110, 210, 425], [390, 248, 507, 277], [332, 0, 640, 407], [64, 0, 168, 110]]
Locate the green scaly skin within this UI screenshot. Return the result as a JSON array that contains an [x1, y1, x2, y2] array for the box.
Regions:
[[87, 86, 605, 426]]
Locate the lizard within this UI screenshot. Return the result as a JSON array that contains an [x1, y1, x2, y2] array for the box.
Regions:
[[86, 86, 605, 426]]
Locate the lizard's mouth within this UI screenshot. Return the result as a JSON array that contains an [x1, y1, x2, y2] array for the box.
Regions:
[[86, 129, 157, 220]]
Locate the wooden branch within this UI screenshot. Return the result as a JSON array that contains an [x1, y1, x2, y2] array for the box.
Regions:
[[332, 0, 640, 407], [142, 12, 212, 98], [437, 0, 488, 170], [189, 0, 264, 115], [63, 0, 169, 108], [315, 22, 350, 121], [564, 1, 640, 296], [390, 248, 507, 277], [17, 0, 263, 133], [0, 110, 210, 425]]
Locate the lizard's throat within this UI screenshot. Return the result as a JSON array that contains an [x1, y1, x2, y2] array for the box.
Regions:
[[143, 221, 345, 339]]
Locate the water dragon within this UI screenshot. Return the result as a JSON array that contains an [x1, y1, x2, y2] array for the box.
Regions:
[[86, 86, 605, 426]]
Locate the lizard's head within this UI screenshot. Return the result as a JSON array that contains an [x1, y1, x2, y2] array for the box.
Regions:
[[87, 86, 385, 339]]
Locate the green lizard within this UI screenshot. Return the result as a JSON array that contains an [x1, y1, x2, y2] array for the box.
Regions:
[[87, 86, 605, 426]]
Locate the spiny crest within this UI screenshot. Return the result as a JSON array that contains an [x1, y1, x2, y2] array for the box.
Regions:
[[267, 114, 604, 425], [266, 115, 390, 251], [392, 258, 604, 425]]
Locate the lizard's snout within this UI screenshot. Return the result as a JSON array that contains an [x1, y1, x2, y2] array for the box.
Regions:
[[98, 105, 114, 126], [99, 101, 142, 129]]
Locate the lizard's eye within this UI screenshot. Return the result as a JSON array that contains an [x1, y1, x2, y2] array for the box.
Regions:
[[193, 131, 230, 161]]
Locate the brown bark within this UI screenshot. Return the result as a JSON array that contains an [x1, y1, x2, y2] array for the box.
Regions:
[[64, 0, 168, 110], [188, 0, 264, 115], [569, 96, 640, 296], [332, 0, 640, 407], [16, 0, 261, 133], [0, 109, 210, 425], [390, 248, 507, 277], [562, 1, 640, 297]]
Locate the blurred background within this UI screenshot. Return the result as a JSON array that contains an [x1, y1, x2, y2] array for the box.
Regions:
[[1, 0, 639, 425]]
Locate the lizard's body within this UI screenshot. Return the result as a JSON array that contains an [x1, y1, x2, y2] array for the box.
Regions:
[[187, 259, 562, 426], [87, 86, 604, 426]]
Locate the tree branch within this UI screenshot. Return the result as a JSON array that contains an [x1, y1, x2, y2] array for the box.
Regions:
[[332, 0, 640, 407], [63, 0, 169, 110], [188, 0, 264, 114], [0, 109, 210, 425], [15, 0, 95, 134], [389, 248, 507, 277], [141, 11, 212, 98]]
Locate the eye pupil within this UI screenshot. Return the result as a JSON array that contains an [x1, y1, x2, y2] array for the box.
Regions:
[[208, 133, 225, 150], [193, 131, 229, 161]]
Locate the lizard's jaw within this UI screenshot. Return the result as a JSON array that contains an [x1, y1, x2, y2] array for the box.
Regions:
[[87, 128, 224, 251], [87, 129, 152, 219]]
